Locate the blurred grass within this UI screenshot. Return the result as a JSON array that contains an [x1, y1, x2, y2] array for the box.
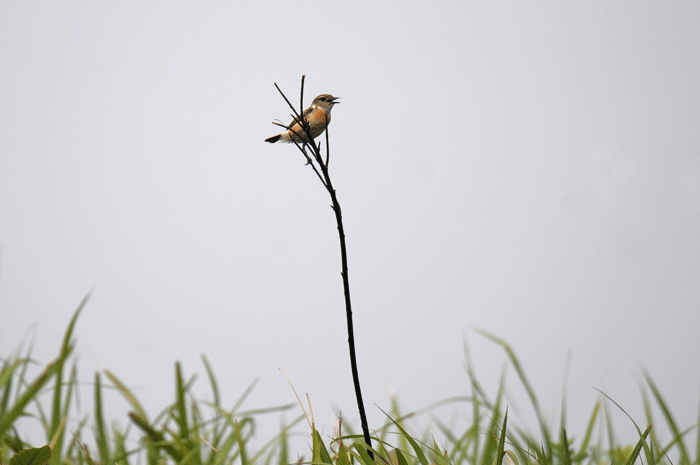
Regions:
[[1, 297, 698, 465]]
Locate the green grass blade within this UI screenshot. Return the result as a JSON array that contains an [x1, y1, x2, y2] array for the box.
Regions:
[[174, 362, 189, 440], [337, 442, 352, 465], [236, 419, 249, 465], [206, 406, 239, 463], [466, 362, 494, 411], [476, 328, 552, 461], [275, 418, 288, 465], [201, 354, 220, 407], [495, 407, 508, 465], [104, 369, 148, 420], [355, 442, 375, 465], [470, 388, 482, 465], [639, 386, 657, 465], [0, 359, 62, 439], [504, 451, 519, 465], [0, 358, 26, 418], [378, 407, 428, 465], [0, 359, 25, 392], [231, 379, 259, 416], [430, 440, 451, 465], [602, 399, 616, 462], [189, 401, 203, 465], [560, 427, 571, 465], [624, 425, 651, 465], [50, 292, 89, 436], [570, 400, 599, 463], [49, 363, 78, 465], [248, 416, 305, 465], [560, 353, 571, 437], [312, 428, 333, 464], [480, 368, 505, 465], [93, 372, 110, 464], [395, 447, 410, 465], [128, 411, 182, 462], [113, 425, 129, 465], [643, 371, 689, 465], [432, 415, 472, 465]]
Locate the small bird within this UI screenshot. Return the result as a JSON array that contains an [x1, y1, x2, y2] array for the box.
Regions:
[[265, 94, 340, 143]]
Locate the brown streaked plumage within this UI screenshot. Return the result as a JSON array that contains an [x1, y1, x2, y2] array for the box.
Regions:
[[265, 94, 339, 143]]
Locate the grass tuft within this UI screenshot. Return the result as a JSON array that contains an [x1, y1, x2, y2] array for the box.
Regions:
[[1, 299, 697, 465]]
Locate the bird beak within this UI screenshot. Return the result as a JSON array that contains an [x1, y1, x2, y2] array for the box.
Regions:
[[332, 97, 340, 104]]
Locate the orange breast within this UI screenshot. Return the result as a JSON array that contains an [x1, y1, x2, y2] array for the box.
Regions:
[[288, 108, 331, 141]]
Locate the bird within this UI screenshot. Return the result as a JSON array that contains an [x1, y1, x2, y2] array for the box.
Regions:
[[265, 94, 339, 143]]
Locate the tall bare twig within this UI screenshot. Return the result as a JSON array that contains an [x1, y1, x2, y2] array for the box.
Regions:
[[271, 76, 374, 460]]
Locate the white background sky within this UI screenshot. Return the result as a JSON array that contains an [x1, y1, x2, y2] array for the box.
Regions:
[[1, 0, 699, 454]]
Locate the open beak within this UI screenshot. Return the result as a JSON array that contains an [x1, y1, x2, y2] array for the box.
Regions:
[[332, 97, 340, 104]]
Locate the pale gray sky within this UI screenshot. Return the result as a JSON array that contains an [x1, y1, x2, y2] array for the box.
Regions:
[[1, 1, 699, 451]]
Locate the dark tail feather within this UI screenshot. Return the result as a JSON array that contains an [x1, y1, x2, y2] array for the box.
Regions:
[[264, 134, 281, 143]]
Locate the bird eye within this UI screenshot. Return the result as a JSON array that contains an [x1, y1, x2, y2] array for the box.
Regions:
[[320, 97, 326, 101]]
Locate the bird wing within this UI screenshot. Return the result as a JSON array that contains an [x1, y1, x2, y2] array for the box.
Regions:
[[286, 107, 314, 129]]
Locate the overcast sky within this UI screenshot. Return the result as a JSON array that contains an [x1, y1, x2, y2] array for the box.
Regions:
[[1, 1, 699, 452]]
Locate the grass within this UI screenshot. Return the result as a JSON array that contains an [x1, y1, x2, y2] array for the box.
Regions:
[[1, 298, 697, 465]]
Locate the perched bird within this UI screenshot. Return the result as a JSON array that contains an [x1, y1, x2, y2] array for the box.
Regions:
[[265, 94, 339, 143]]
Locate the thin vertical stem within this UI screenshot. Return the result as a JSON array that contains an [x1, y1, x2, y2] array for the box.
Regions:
[[271, 81, 373, 460], [319, 139, 373, 459]]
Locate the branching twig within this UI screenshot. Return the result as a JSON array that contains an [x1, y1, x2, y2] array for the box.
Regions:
[[270, 77, 374, 460]]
